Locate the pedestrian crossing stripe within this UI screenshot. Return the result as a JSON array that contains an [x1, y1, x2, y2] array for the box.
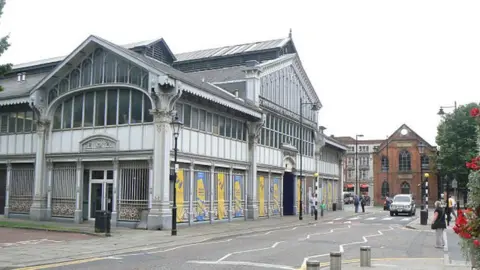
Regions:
[[365, 217, 376, 220]]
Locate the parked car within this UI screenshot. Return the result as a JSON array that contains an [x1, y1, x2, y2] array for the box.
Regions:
[[389, 194, 416, 216], [343, 192, 354, 204]]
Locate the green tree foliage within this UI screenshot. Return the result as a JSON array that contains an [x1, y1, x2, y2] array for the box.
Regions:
[[436, 102, 480, 188], [0, 0, 11, 91]]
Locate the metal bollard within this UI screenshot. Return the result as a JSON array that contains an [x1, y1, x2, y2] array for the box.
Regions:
[[360, 246, 371, 267], [330, 251, 342, 270], [306, 260, 320, 270]]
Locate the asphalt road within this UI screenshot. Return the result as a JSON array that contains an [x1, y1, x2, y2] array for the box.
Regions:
[[39, 213, 442, 270]]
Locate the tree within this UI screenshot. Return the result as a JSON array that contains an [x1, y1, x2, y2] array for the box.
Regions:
[[0, 0, 11, 91], [436, 102, 480, 189]]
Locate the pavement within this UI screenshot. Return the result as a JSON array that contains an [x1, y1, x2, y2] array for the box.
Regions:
[[402, 209, 473, 269], [5, 207, 449, 270], [0, 207, 382, 269]]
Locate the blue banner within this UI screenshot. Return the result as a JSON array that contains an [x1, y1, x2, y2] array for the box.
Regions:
[[233, 175, 244, 217], [195, 171, 207, 221]]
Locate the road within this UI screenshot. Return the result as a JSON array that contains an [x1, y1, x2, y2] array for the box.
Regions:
[[27, 211, 443, 270]]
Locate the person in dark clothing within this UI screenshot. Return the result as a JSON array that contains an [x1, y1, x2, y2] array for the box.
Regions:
[[353, 195, 359, 213], [431, 200, 447, 248], [361, 195, 366, 213]]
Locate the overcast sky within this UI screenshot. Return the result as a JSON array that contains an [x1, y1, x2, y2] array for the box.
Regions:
[[1, 0, 478, 145]]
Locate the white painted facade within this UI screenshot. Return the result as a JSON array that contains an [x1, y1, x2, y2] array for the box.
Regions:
[[0, 35, 346, 229]]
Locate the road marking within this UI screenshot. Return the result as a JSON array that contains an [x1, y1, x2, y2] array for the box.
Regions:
[[382, 217, 393, 220], [365, 217, 376, 220], [147, 239, 232, 254], [343, 221, 351, 224], [298, 225, 351, 241], [348, 217, 360, 220], [216, 241, 284, 262], [401, 218, 411, 221], [188, 260, 296, 269], [14, 258, 106, 270], [326, 221, 333, 224], [333, 217, 343, 220]]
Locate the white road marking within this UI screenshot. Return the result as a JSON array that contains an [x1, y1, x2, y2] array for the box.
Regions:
[[333, 217, 343, 220], [382, 217, 393, 220], [299, 226, 395, 269], [216, 241, 284, 262], [298, 225, 351, 241], [365, 217, 376, 220], [326, 221, 334, 224], [401, 218, 411, 221], [147, 239, 232, 254], [349, 217, 360, 220], [344, 221, 352, 224], [187, 260, 295, 269]]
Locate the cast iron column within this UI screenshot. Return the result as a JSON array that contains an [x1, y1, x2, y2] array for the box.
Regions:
[[171, 135, 178, 236], [299, 97, 303, 221]]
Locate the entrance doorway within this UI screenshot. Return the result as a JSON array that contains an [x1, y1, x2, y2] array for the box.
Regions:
[[0, 168, 6, 215], [88, 169, 114, 220], [283, 171, 295, 215]]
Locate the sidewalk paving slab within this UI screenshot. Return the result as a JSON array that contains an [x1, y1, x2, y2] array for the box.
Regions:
[[0, 209, 364, 268], [318, 257, 470, 270]]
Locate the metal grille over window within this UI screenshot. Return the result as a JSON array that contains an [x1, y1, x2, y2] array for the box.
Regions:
[[51, 163, 76, 217], [118, 161, 149, 221], [9, 164, 34, 214]]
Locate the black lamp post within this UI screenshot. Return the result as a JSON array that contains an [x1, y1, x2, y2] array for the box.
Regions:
[[170, 114, 183, 236], [355, 134, 364, 196], [437, 101, 458, 225], [298, 98, 320, 221]]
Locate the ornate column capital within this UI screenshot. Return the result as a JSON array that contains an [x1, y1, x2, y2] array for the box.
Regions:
[[150, 76, 183, 113], [247, 114, 265, 145]]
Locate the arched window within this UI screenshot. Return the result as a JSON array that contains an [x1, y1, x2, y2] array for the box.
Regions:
[[400, 182, 410, 194], [81, 59, 92, 87], [52, 88, 152, 130], [381, 156, 389, 172], [398, 150, 411, 172], [421, 155, 430, 170], [381, 180, 390, 197]]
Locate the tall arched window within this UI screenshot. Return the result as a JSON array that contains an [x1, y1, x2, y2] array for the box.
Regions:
[[381, 180, 390, 197], [398, 150, 411, 172], [421, 155, 430, 170], [52, 88, 153, 130], [381, 156, 389, 172], [400, 182, 410, 194]]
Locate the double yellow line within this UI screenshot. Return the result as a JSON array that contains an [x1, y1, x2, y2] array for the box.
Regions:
[[14, 257, 105, 270]]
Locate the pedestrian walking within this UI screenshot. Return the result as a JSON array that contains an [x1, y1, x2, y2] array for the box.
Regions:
[[361, 195, 366, 213], [431, 201, 447, 248], [353, 195, 359, 213]]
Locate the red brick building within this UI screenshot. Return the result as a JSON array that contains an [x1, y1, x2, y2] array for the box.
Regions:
[[373, 124, 439, 206]]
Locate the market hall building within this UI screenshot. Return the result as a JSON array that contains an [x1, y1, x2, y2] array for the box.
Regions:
[[0, 32, 346, 229]]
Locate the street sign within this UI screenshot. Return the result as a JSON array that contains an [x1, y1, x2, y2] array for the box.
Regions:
[[452, 179, 458, 189]]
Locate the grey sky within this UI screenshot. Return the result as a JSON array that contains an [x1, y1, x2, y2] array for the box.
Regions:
[[1, 0, 478, 145]]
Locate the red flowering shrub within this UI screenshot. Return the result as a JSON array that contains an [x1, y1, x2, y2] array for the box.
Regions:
[[471, 107, 480, 117], [466, 156, 480, 171]]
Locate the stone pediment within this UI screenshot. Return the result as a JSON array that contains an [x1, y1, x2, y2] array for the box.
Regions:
[[79, 135, 118, 152]]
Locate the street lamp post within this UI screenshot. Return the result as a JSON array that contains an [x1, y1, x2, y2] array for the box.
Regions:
[[355, 134, 364, 196], [170, 115, 183, 236], [437, 101, 458, 225], [418, 142, 425, 210], [298, 98, 320, 221]]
